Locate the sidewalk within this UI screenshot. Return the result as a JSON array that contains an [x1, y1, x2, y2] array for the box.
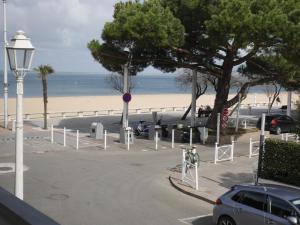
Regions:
[[169, 156, 258, 204]]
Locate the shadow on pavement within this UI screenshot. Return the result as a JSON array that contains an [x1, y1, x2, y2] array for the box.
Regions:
[[191, 215, 213, 225], [218, 172, 254, 188]]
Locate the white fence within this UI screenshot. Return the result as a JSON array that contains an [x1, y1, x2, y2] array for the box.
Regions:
[[249, 138, 260, 158], [214, 141, 234, 164], [0, 106, 191, 121], [281, 133, 299, 143]]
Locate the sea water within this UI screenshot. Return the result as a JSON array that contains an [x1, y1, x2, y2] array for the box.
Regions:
[[0, 72, 268, 98]]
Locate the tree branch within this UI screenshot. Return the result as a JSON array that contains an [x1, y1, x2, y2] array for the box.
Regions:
[[233, 48, 258, 66]]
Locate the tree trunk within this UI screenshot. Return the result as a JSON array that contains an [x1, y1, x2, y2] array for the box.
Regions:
[[42, 77, 48, 129], [181, 104, 192, 120], [207, 54, 234, 129], [181, 92, 204, 120], [120, 112, 123, 125]]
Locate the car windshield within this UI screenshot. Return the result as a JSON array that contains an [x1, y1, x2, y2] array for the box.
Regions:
[[291, 199, 300, 210]]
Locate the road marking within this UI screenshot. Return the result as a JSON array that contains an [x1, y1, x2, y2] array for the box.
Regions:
[[178, 214, 212, 224]]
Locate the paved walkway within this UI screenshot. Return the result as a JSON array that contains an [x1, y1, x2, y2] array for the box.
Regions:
[[169, 156, 258, 204]]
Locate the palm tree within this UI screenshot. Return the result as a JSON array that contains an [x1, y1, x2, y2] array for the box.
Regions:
[[34, 65, 54, 129]]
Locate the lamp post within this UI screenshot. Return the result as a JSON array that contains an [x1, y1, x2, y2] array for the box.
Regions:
[[6, 30, 35, 200], [3, 0, 8, 128]]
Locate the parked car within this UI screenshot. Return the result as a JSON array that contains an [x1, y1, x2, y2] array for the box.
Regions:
[[213, 183, 300, 225], [256, 114, 296, 135]]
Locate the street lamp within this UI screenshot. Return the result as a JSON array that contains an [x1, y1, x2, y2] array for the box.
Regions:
[[6, 30, 35, 200], [3, 0, 8, 128]]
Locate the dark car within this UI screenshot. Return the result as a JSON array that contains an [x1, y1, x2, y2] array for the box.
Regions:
[[256, 114, 296, 135], [213, 183, 300, 225]]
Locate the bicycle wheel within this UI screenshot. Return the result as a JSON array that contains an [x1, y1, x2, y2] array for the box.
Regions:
[[185, 153, 192, 173], [193, 153, 200, 168]]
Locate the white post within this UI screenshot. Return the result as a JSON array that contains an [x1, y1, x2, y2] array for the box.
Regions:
[[195, 162, 198, 190], [217, 113, 220, 144], [203, 127, 206, 145], [122, 64, 129, 128], [249, 138, 252, 158], [3, 0, 8, 129], [254, 94, 257, 105], [15, 75, 24, 200], [155, 131, 158, 150], [281, 133, 284, 141], [191, 70, 197, 127], [287, 91, 292, 117], [63, 127, 66, 147], [261, 113, 266, 136], [256, 113, 266, 185], [189, 127, 193, 146], [51, 124, 53, 143], [127, 129, 130, 151], [181, 150, 186, 181], [76, 130, 79, 150], [231, 141, 234, 161], [235, 93, 241, 132], [12, 120, 16, 132], [214, 142, 218, 164], [104, 130, 107, 150], [244, 120, 247, 129], [285, 133, 288, 142], [171, 129, 174, 149], [297, 135, 299, 143]]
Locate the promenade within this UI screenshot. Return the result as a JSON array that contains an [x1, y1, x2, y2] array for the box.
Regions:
[[0, 108, 298, 225]]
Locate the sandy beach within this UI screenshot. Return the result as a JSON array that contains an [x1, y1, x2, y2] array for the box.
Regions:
[[0, 92, 298, 115]]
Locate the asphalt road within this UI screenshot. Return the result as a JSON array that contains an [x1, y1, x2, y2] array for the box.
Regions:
[[0, 144, 214, 225]]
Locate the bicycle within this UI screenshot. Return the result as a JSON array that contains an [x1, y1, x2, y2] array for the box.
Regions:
[[182, 146, 200, 173]]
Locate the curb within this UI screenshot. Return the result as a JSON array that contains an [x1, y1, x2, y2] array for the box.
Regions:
[[168, 176, 215, 205]]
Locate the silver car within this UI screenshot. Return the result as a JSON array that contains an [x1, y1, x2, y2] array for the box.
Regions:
[[213, 184, 300, 225]]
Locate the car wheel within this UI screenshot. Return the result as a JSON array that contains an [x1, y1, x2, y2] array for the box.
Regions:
[[276, 127, 281, 135], [218, 216, 236, 225]]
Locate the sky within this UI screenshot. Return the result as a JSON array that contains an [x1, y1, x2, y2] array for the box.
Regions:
[[0, 0, 162, 74]]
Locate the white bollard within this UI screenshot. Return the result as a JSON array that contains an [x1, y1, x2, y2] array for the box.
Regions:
[[195, 162, 199, 190], [104, 130, 107, 150], [181, 150, 186, 181], [249, 138, 252, 158], [51, 124, 54, 144], [76, 130, 79, 150], [281, 134, 284, 141], [63, 127, 66, 147], [12, 120, 16, 132], [217, 113, 220, 144], [214, 142, 218, 164], [285, 133, 288, 142], [231, 141, 234, 161], [155, 131, 158, 150], [127, 130, 130, 151], [244, 120, 247, 129], [171, 129, 174, 149], [203, 127, 206, 145], [189, 128, 193, 146]]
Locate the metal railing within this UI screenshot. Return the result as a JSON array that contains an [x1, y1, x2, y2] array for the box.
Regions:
[[214, 141, 234, 164], [249, 138, 260, 158], [281, 133, 300, 143], [0, 106, 189, 121]]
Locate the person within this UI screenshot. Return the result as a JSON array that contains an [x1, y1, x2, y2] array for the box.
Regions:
[[198, 107, 203, 118], [205, 105, 212, 117], [276, 96, 281, 106]]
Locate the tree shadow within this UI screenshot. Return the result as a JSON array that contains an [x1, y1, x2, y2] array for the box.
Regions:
[[217, 172, 255, 188], [190, 215, 213, 225]]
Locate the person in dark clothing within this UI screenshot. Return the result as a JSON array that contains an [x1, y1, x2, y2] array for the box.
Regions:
[[198, 107, 203, 118]]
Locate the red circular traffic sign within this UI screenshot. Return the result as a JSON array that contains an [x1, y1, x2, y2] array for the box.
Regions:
[[122, 93, 132, 103]]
